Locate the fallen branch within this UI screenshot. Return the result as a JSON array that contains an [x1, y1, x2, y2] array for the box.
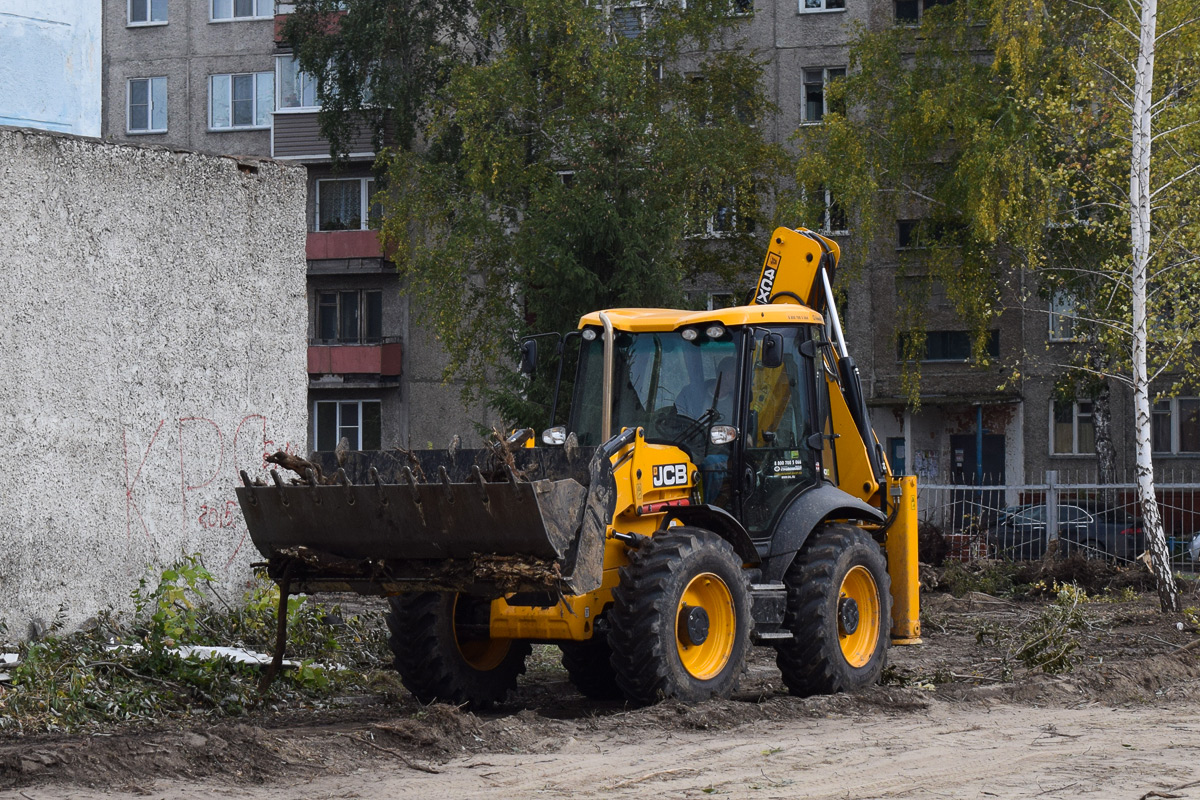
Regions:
[[345, 733, 442, 774]]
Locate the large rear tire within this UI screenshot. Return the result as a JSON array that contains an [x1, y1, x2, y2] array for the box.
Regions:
[[387, 592, 531, 709], [609, 528, 751, 705], [774, 524, 891, 697]]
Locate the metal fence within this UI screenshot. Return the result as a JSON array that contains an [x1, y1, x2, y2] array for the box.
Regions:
[[916, 467, 1200, 567]]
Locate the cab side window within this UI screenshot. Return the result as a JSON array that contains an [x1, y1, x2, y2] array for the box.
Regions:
[[742, 327, 817, 535]]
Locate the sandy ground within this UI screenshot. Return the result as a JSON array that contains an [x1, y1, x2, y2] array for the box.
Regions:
[[6, 588, 1200, 799]]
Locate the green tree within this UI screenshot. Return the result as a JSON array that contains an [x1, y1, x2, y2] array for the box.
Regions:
[[794, 0, 1200, 609], [285, 0, 785, 425]]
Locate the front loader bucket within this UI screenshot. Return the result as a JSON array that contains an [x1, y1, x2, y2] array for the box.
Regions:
[[236, 446, 607, 597]]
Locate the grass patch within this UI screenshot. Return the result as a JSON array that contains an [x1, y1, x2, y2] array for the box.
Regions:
[[0, 555, 391, 736]]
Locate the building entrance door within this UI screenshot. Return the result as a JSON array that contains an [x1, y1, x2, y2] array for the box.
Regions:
[[949, 433, 1006, 532]]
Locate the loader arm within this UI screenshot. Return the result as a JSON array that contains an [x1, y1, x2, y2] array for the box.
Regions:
[[752, 226, 919, 644]]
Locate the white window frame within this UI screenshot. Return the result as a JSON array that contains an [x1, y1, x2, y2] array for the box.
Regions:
[[1048, 290, 1079, 342], [315, 177, 377, 232], [802, 66, 846, 124], [128, 0, 168, 26], [313, 400, 382, 452], [1050, 399, 1095, 456], [799, 0, 845, 12], [817, 186, 848, 235], [276, 56, 321, 111], [209, 72, 274, 130], [211, 0, 273, 22], [127, 77, 167, 134], [1152, 397, 1200, 454], [687, 186, 739, 240]]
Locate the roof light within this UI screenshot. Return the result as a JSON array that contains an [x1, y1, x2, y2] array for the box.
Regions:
[[681, 328, 699, 341], [582, 328, 597, 341], [705, 324, 726, 339]]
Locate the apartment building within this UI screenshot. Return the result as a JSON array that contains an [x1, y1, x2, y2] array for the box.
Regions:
[[100, 0, 492, 453], [99, 0, 1196, 485]]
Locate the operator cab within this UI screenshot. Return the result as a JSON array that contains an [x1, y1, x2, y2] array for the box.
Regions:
[[566, 310, 839, 541]]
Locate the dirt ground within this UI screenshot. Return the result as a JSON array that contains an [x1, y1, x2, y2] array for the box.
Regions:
[[6, 587, 1200, 799]]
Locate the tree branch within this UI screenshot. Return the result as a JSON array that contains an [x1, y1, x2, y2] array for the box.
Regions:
[[1046, 360, 1135, 387]]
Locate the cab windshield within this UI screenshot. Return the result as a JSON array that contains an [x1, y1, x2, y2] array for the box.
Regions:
[[569, 328, 739, 453]]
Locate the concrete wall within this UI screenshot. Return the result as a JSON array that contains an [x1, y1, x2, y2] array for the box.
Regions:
[[0, 2, 102, 136], [0, 127, 308, 636]]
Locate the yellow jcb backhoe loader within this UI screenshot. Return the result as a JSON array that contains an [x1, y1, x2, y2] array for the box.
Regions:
[[237, 226, 921, 707]]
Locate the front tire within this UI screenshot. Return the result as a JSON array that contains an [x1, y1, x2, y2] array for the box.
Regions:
[[387, 592, 531, 709], [775, 524, 891, 697], [608, 528, 751, 705]]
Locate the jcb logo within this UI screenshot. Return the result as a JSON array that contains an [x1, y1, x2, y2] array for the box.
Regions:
[[755, 253, 781, 304], [652, 463, 689, 488]]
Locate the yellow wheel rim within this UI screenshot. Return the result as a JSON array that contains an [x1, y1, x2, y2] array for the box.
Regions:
[[838, 565, 881, 668], [453, 596, 511, 671], [676, 572, 736, 680]]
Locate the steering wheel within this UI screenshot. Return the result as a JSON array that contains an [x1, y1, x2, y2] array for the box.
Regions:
[[652, 406, 696, 439], [652, 406, 717, 453]]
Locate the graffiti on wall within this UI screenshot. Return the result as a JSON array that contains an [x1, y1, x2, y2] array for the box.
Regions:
[[122, 414, 299, 567]]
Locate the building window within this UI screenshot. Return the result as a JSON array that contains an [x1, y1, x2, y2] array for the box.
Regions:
[[129, 0, 167, 25], [1152, 398, 1200, 454], [803, 68, 846, 123], [314, 400, 382, 451], [1048, 291, 1078, 342], [887, 437, 906, 475], [895, 0, 953, 23], [211, 0, 272, 20], [897, 218, 963, 249], [610, 4, 646, 39], [707, 292, 736, 310], [897, 219, 920, 248], [316, 178, 379, 231], [817, 186, 848, 234], [209, 73, 274, 130], [1052, 400, 1095, 455], [898, 330, 999, 362], [800, 0, 845, 11], [687, 185, 750, 239], [316, 290, 383, 344], [127, 77, 167, 133], [277, 56, 320, 109]]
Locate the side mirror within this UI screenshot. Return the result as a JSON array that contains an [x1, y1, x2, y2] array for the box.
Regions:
[[519, 339, 537, 374], [761, 333, 784, 369]]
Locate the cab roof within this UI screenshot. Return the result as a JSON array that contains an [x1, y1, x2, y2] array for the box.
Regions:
[[577, 303, 825, 331]]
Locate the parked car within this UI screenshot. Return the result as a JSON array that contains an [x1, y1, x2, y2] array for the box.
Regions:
[[987, 503, 1145, 561]]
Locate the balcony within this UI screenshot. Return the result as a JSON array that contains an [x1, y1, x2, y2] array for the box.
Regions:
[[272, 111, 375, 161], [307, 229, 382, 260], [308, 338, 402, 377]]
